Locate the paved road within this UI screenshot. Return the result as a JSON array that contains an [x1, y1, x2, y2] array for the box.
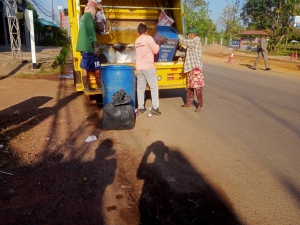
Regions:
[[200, 63, 300, 223], [108, 62, 300, 224]]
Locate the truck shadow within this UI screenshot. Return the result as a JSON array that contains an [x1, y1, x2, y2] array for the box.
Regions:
[[137, 141, 242, 225], [158, 88, 186, 99], [145, 88, 186, 103]]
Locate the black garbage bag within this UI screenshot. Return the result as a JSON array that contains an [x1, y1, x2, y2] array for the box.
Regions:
[[101, 89, 135, 130]]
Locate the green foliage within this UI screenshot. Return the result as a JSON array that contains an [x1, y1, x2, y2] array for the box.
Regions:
[[55, 35, 71, 65], [183, 0, 216, 37], [54, 45, 70, 73], [240, 0, 300, 51], [39, 28, 69, 46], [55, 48, 68, 65], [290, 28, 300, 41], [241, 0, 300, 36], [40, 64, 45, 72], [218, 0, 245, 37], [39, 35, 58, 46], [17, 12, 24, 19], [270, 43, 300, 56], [56, 28, 69, 43]]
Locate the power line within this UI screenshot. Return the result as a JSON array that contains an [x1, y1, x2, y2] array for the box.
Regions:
[[56, 0, 64, 7], [29, 0, 60, 24], [30, 0, 52, 17]]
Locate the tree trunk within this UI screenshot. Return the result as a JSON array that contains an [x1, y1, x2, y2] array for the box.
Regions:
[[273, 34, 285, 52], [284, 33, 289, 51], [283, 21, 293, 51]]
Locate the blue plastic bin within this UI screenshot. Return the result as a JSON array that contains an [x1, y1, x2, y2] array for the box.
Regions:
[[153, 26, 179, 62], [101, 65, 136, 108]]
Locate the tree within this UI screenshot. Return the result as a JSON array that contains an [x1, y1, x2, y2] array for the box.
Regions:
[[184, 0, 207, 10], [183, 0, 216, 40], [290, 27, 300, 41], [218, 0, 245, 37], [240, 0, 300, 50]]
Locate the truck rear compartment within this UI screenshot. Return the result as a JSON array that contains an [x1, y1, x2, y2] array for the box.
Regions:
[[72, 0, 186, 92]]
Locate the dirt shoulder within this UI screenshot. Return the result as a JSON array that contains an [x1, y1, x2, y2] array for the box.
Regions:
[[0, 45, 62, 78], [202, 44, 300, 77]]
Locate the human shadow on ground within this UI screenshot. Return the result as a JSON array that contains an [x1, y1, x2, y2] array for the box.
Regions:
[[0, 138, 117, 225], [137, 141, 242, 225], [240, 63, 255, 70]]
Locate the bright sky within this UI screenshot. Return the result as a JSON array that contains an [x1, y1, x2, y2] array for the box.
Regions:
[[34, 0, 68, 24], [207, 0, 227, 23]]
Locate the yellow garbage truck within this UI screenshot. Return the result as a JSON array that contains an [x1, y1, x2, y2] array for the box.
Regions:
[[67, 0, 187, 96]]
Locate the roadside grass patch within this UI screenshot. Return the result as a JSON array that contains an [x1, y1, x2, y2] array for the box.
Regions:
[[12, 44, 71, 78]]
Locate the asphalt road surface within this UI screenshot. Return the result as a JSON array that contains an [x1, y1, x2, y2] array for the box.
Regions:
[[198, 62, 300, 224], [109, 61, 300, 224]]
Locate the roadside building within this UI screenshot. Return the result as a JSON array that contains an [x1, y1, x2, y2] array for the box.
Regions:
[[0, 0, 62, 47], [38, 18, 60, 42], [0, 0, 27, 45], [238, 30, 269, 52]]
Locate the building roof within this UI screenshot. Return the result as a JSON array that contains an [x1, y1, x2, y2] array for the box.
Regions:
[[238, 30, 269, 36], [39, 19, 60, 28]]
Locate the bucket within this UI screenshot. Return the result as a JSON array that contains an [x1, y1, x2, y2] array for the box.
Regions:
[[153, 26, 179, 62], [101, 65, 136, 108]]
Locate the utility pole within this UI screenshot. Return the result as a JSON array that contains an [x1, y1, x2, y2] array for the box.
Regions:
[[5, 0, 22, 61], [58, 5, 62, 27]]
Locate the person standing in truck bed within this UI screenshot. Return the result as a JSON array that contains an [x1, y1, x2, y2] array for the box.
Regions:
[[76, 0, 102, 91]]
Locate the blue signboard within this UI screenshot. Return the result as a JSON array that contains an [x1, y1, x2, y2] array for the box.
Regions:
[[228, 40, 240, 48], [293, 16, 300, 28]]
